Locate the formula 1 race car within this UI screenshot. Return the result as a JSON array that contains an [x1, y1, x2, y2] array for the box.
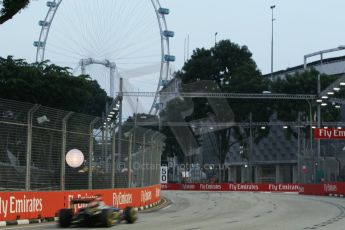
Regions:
[[58, 195, 138, 228]]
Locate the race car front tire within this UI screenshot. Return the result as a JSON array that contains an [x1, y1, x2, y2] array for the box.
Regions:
[[100, 209, 115, 227], [58, 209, 73, 228], [124, 207, 138, 224]]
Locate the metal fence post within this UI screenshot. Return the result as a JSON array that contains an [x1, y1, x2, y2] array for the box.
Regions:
[[149, 133, 159, 186], [142, 130, 153, 187], [61, 112, 73, 191], [105, 124, 109, 173], [149, 143, 154, 186], [25, 104, 40, 191], [89, 118, 99, 190], [141, 132, 148, 187], [111, 125, 116, 188], [297, 112, 301, 183], [156, 142, 160, 185], [128, 133, 133, 188]]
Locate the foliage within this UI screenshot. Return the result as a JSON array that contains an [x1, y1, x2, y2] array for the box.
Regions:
[[272, 69, 341, 139], [0, 56, 109, 116], [272, 69, 339, 122], [0, 0, 30, 25]]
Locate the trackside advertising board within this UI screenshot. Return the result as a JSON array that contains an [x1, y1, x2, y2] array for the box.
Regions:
[[314, 128, 345, 140], [0, 185, 161, 221], [299, 182, 345, 196], [161, 183, 299, 192]]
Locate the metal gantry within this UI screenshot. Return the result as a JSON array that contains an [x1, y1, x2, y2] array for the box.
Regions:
[[120, 121, 345, 128], [121, 91, 316, 100]]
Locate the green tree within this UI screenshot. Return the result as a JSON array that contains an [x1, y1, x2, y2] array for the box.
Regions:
[[272, 69, 341, 139], [0, 0, 30, 25], [0, 56, 109, 116]]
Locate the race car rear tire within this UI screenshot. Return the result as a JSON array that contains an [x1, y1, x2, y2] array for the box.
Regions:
[[58, 209, 73, 228], [124, 207, 138, 224], [100, 209, 114, 227]]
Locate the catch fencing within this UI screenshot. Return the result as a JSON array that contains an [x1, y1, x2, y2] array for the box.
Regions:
[[0, 98, 164, 191], [163, 122, 345, 185]]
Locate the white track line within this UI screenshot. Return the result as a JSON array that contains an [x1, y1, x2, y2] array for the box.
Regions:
[[162, 204, 172, 210], [2, 222, 56, 230]]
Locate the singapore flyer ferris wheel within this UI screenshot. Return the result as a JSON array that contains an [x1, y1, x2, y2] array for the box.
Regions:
[[34, 0, 175, 116]]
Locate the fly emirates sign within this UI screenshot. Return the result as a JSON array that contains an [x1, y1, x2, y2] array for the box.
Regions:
[[0, 195, 43, 219], [314, 128, 345, 140]]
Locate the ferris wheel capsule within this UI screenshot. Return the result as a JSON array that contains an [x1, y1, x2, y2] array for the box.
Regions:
[[164, 55, 176, 62], [158, 8, 170, 15], [163, 30, 175, 38], [39, 20, 50, 27], [46, 1, 57, 7], [33, 41, 45, 47]]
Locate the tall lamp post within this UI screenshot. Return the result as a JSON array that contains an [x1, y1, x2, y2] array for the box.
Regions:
[[270, 5, 276, 81], [304, 45, 345, 182], [215, 32, 218, 46]]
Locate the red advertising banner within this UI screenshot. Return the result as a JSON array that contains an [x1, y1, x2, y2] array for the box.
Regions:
[[323, 182, 345, 196], [161, 182, 345, 196], [298, 184, 325, 196], [299, 182, 345, 196], [0, 185, 161, 222], [314, 128, 345, 140], [161, 183, 299, 192], [162, 182, 345, 195]]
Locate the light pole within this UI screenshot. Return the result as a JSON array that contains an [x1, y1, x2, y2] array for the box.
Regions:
[[270, 5, 276, 81], [215, 32, 218, 46], [249, 112, 253, 182], [304, 45, 345, 182]]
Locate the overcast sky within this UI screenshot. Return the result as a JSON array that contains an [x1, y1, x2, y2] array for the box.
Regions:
[[1, 0, 345, 75]]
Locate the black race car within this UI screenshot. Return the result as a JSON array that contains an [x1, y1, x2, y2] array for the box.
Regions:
[[58, 195, 138, 228]]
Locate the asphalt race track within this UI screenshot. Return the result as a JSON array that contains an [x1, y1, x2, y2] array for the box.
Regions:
[[3, 191, 345, 230]]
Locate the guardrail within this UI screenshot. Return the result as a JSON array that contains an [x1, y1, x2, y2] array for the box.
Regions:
[[299, 182, 345, 197], [161, 183, 299, 192], [4, 183, 344, 222], [0, 184, 161, 222], [162, 182, 345, 197]]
